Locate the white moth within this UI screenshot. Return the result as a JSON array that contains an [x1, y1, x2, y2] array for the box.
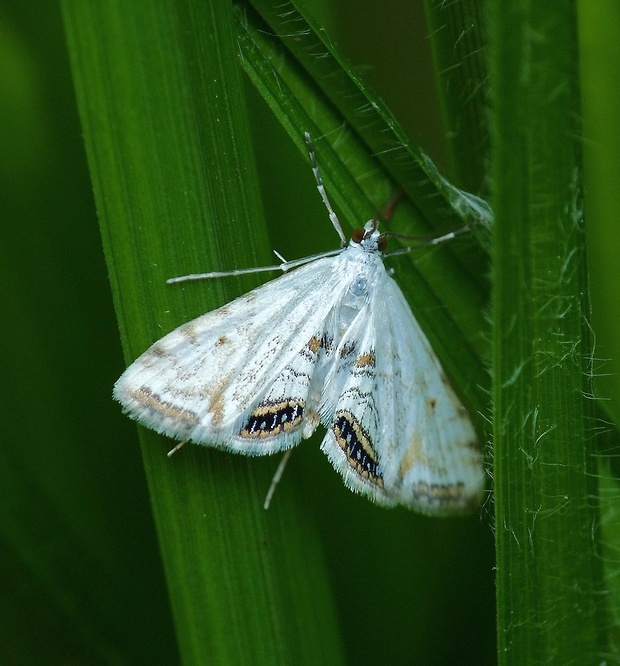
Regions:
[[114, 134, 484, 515]]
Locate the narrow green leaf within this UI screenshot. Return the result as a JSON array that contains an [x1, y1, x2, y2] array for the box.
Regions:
[[1, 4, 177, 663], [489, 2, 605, 663], [423, 0, 490, 194], [245, 0, 492, 236], [580, 2, 620, 650], [237, 0, 491, 422], [62, 1, 344, 663]]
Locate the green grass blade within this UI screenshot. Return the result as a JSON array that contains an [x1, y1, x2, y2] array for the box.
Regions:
[[489, 3, 606, 662], [244, 0, 492, 236], [237, 4, 496, 663], [62, 1, 345, 663], [1, 4, 178, 662], [236, 0, 490, 425], [580, 3, 620, 651], [423, 0, 490, 194]]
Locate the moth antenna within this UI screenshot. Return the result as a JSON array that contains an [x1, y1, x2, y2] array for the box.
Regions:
[[382, 223, 474, 258], [424, 224, 472, 246], [305, 132, 347, 247], [378, 190, 405, 224]]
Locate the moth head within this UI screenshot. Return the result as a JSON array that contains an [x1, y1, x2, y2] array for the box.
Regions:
[[350, 220, 387, 252]]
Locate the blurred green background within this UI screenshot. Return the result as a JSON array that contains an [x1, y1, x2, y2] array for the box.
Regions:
[[1, 2, 618, 664]]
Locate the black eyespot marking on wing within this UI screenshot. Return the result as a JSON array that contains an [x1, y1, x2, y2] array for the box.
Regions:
[[332, 409, 383, 488], [240, 399, 304, 439]]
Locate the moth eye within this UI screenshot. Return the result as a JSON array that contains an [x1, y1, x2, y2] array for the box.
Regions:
[[350, 228, 365, 244], [378, 235, 388, 252]]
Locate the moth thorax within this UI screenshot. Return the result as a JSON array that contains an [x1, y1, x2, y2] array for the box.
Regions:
[[350, 275, 368, 297]]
